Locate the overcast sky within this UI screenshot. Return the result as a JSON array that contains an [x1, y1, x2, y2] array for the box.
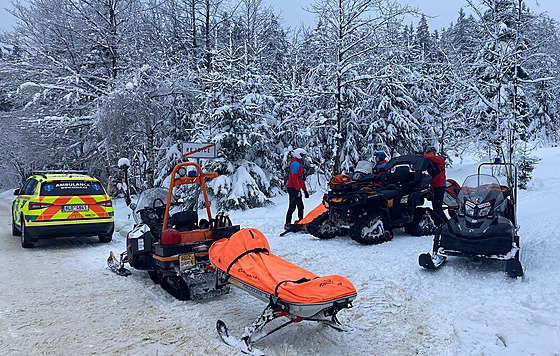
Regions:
[[1, 0, 559, 32], [0, 0, 16, 31], [264, 0, 560, 30]]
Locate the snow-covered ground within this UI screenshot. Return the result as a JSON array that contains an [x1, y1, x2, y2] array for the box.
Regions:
[[1, 148, 559, 355]]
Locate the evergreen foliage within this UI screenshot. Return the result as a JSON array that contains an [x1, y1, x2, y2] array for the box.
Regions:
[[1, 0, 558, 196]]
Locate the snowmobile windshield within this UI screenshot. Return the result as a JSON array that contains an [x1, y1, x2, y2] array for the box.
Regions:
[[133, 187, 176, 224], [352, 161, 373, 181], [458, 174, 505, 217]]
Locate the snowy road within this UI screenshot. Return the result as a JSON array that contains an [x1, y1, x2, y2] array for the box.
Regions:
[[1, 148, 560, 355], [0, 200, 239, 356]]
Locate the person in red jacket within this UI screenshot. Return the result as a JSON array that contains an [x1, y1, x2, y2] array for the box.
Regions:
[[285, 148, 309, 229], [422, 146, 447, 226]]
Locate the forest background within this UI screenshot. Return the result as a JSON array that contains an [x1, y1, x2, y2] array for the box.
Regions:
[[0, 0, 558, 209]]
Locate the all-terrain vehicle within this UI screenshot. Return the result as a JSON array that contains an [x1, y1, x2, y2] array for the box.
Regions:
[[419, 162, 523, 278], [107, 162, 240, 300], [308, 155, 437, 245]]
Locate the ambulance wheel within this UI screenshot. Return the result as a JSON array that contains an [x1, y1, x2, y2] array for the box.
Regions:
[[98, 227, 114, 243], [350, 216, 392, 245], [20, 219, 35, 248], [12, 211, 21, 236]]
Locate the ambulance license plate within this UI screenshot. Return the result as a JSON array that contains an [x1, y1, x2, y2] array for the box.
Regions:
[[62, 205, 89, 212], [179, 253, 196, 268]]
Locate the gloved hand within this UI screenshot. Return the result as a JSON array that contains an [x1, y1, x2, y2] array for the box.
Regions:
[[303, 190, 309, 199]]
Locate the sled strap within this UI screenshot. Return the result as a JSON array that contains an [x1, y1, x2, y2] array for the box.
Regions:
[[274, 277, 311, 297], [226, 248, 270, 274]]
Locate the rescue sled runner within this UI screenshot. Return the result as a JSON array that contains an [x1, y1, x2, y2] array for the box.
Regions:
[[210, 228, 357, 355]]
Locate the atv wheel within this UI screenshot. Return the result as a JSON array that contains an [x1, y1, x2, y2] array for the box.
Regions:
[[307, 212, 339, 239], [349, 216, 392, 245], [405, 208, 436, 236], [12, 213, 21, 237], [161, 275, 190, 300], [20, 219, 35, 248]]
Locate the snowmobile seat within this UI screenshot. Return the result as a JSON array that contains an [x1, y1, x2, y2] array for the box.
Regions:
[[386, 166, 412, 188], [413, 171, 432, 188], [170, 210, 199, 231], [379, 185, 400, 200]]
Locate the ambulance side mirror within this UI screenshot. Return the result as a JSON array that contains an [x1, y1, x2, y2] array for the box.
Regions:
[[13, 189, 20, 196]]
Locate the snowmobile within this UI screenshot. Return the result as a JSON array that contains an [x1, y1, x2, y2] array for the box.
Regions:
[[419, 162, 523, 278], [107, 162, 240, 300], [308, 155, 437, 245], [209, 228, 357, 356]]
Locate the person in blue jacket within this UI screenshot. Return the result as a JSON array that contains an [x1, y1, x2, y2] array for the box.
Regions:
[[285, 148, 309, 229], [373, 151, 388, 174]]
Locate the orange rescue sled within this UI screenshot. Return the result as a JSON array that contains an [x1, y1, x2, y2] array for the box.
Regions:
[[280, 203, 328, 236], [210, 228, 357, 355]]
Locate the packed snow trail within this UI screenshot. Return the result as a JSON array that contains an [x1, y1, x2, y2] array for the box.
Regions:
[[1, 148, 560, 355], [0, 201, 239, 356]]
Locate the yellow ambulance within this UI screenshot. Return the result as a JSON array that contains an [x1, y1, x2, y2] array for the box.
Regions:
[[11, 171, 114, 248]]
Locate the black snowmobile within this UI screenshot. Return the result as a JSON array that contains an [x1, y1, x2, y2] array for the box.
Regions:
[[419, 162, 523, 278], [107, 162, 239, 300], [308, 155, 437, 245]]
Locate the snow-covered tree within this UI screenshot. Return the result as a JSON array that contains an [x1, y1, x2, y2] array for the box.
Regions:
[[307, 0, 413, 174]]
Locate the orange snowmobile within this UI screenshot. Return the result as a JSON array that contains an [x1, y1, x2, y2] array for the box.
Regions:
[[210, 228, 357, 355], [107, 162, 239, 300]]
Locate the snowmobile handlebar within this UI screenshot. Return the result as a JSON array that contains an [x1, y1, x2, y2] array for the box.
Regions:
[[477, 162, 518, 221]]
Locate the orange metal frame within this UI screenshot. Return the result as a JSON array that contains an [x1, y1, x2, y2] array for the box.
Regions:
[[161, 162, 218, 232]]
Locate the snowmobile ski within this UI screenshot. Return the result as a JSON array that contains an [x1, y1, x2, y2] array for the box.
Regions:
[[107, 251, 131, 276], [418, 253, 446, 270], [217, 320, 265, 356], [279, 223, 300, 236], [505, 258, 524, 278]]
